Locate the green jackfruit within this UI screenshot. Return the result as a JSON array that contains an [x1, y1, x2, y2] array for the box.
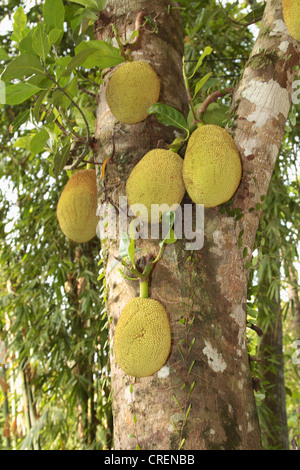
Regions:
[[183, 124, 242, 207], [106, 60, 160, 124], [126, 149, 185, 223], [282, 0, 300, 42], [114, 297, 171, 377], [57, 169, 98, 243]]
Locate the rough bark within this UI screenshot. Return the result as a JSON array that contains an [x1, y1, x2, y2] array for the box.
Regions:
[[95, 0, 300, 450]]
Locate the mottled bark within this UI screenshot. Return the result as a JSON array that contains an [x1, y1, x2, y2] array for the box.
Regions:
[[95, 0, 300, 450]]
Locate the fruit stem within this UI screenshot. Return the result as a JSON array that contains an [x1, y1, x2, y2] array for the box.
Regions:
[[139, 280, 149, 299]]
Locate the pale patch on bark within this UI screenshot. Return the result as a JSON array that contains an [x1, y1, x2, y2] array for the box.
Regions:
[[279, 41, 289, 53], [157, 365, 170, 379], [247, 421, 254, 433], [270, 19, 288, 36], [241, 79, 290, 128], [238, 379, 245, 390], [125, 385, 135, 402], [240, 136, 262, 157], [230, 304, 246, 349], [202, 340, 227, 373]]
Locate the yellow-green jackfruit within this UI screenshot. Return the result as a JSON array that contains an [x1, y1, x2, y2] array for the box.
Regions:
[[57, 169, 98, 243], [126, 149, 185, 223], [106, 60, 160, 124], [183, 124, 242, 207], [282, 0, 300, 42], [114, 297, 171, 377]]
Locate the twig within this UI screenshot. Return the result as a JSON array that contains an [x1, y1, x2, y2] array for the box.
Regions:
[[197, 87, 233, 116], [43, 68, 91, 143], [78, 84, 97, 98]]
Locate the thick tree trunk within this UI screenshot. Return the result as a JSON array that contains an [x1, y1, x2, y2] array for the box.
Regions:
[[95, 0, 300, 450]]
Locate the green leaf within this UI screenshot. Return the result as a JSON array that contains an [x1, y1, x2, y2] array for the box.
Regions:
[[19, 30, 36, 55], [187, 380, 195, 399], [60, 49, 99, 78], [33, 89, 49, 123], [119, 231, 131, 259], [172, 394, 183, 411], [43, 0, 65, 32], [74, 40, 124, 69], [238, 4, 265, 24], [13, 135, 33, 150], [2, 54, 45, 82], [0, 47, 9, 61], [30, 128, 49, 156], [68, 0, 106, 10], [184, 403, 192, 424], [193, 72, 213, 99], [11, 109, 30, 131], [188, 338, 196, 355], [163, 228, 177, 245], [4, 83, 42, 105], [148, 103, 189, 133], [73, 107, 95, 131], [188, 359, 195, 376], [32, 24, 50, 62], [179, 438, 185, 450], [60, 76, 79, 109], [49, 28, 64, 46], [128, 238, 136, 266], [188, 46, 213, 79], [12, 7, 28, 44], [53, 142, 71, 178], [160, 211, 176, 247]]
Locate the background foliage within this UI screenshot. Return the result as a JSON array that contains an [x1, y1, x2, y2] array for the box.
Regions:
[[0, 0, 299, 449]]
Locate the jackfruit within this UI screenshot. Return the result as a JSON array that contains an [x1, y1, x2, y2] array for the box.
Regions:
[[282, 0, 300, 42], [113, 297, 171, 377], [57, 169, 98, 243], [126, 149, 185, 223], [183, 124, 242, 207], [106, 60, 160, 124]]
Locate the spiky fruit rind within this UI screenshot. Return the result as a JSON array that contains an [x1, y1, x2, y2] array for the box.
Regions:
[[126, 149, 185, 223], [183, 124, 242, 207], [114, 297, 171, 378], [282, 0, 300, 42], [57, 169, 98, 243], [106, 60, 160, 124]]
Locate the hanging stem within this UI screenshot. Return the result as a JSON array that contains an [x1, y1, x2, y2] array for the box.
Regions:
[[139, 280, 149, 299], [182, 58, 199, 125]]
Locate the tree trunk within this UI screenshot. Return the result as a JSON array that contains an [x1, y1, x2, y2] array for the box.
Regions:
[[288, 265, 300, 342], [95, 0, 300, 450], [257, 249, 289, 449]]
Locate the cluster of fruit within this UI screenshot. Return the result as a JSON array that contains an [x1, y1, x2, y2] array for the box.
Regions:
[[56, 59, 242, 378]]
